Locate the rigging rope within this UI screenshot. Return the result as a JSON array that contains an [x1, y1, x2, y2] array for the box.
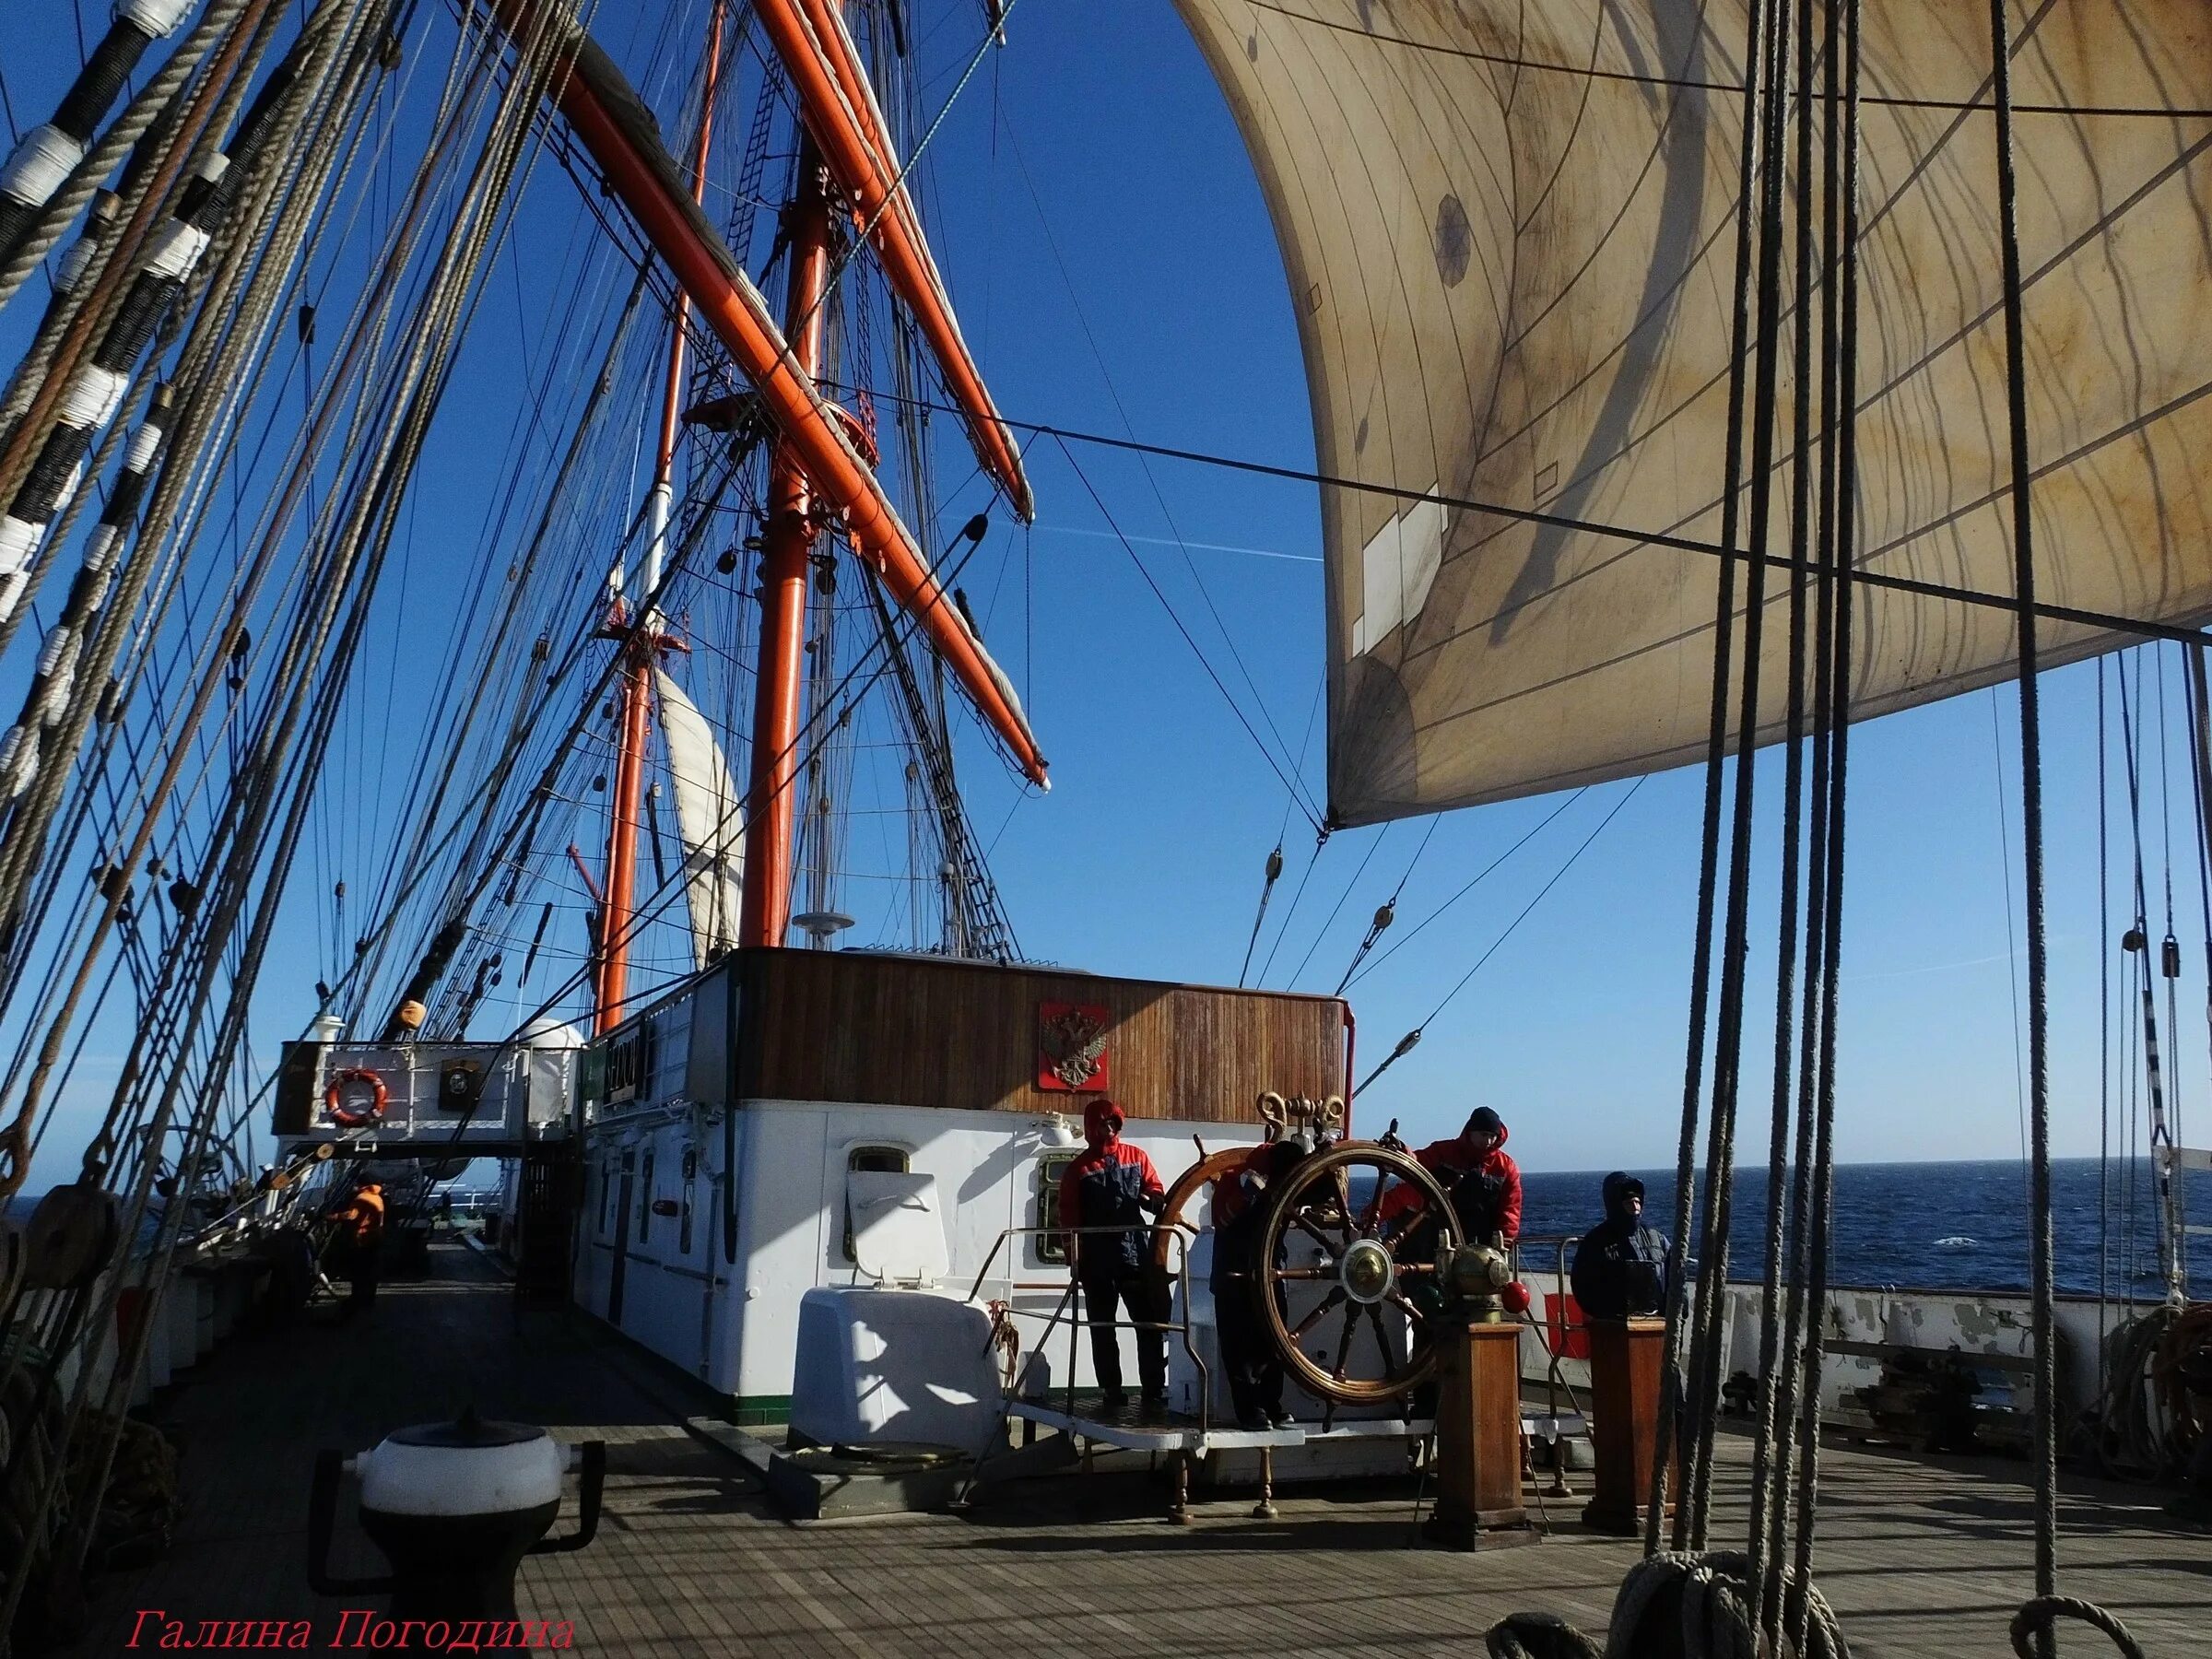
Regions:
[[1239, 678, 1322, 987], [1347, 787, 1586, 989], [1355, 779, 1642, 1096], [999, 109, 1319, 826], [1677, 0, 1795, 1551], [1746, 0, 1826, 1623], [1992, 689, 2032, 1190], [1253, 821, 1328, 987], [1986, 0, 2069, 1648], [0, 0, 253, 315], [1285, 821, 1387, 990], [1783, 5, 1862, 1631], [0, 2, 402, 1625], [2118, 659, 2183, 1296], [1237, 841, 1283, 989], [0, 0, 311, 1201], [2099, 657, 2115, 1342], [1052, 433, 1323, 834], [1333, 815, 1434, 994], [853, 380, 2212, 654]]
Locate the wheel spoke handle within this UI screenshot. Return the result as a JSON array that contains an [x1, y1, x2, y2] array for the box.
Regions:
[[1330, 1304, 1361, 1382], [1288, 1287, 1347, 1342]]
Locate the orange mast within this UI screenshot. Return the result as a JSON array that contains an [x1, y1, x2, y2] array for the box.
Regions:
[[751, 0, 1034, 519], [737, 137, 834, 949], [483, 0, 1046, 789], [595, 0, 725, 1032]]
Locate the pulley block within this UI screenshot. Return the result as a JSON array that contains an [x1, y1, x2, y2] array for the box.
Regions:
[[23, 1181, 122, 1290]]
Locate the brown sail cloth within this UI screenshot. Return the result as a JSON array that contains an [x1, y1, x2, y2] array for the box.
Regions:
[[1175, 0, 2212, 823]]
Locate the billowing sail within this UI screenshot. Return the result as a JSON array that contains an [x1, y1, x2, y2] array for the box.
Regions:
[[653, 668, 744, 968], [1175, 0, 2212, 823]]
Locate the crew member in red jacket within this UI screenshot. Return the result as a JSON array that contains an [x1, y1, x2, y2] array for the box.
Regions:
[[1381, 1106, 1524, 1247], [1057, 1099, 1168, 1412]]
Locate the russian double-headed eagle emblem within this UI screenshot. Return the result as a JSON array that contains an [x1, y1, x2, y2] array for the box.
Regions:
[[1037, 1001, 1110, 1091]]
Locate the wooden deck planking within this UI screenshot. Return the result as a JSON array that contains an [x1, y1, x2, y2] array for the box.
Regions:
[[65, 1245, 2209, 1657]]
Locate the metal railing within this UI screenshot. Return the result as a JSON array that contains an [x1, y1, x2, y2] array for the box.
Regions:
[[963, 1221, 1213, 1436], [1515, 1233, 1592, 1463]]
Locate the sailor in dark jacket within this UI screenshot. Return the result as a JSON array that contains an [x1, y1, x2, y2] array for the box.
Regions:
[[1209, 1138, 1307, 1429], [1571, 1172, 1669, 1320]]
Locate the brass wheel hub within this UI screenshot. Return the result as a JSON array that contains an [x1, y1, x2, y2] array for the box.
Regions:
[[1340, 1237, 1394, 1304]]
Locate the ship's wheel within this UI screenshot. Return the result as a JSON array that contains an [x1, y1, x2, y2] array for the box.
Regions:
[[1254, 1141, 1462, 1406]]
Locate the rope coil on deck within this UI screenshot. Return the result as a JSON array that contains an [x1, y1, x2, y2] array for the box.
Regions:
[[2008, 1596, 2147, 1659], [1485, 1551, 1847, 1659], [1485, 1614, 1602, 1659]]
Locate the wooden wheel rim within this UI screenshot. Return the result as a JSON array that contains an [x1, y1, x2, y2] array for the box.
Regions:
[[1151, 1146, 1253, 1278]]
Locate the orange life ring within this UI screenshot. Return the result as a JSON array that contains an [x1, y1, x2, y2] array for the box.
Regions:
[[325, 1066, 388, 1129]]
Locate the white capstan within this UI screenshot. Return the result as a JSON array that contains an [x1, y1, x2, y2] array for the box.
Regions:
[[350, 1418, 571, 1518]]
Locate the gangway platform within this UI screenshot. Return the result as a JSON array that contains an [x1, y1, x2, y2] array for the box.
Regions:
[[269, 1030, 580, 1157]]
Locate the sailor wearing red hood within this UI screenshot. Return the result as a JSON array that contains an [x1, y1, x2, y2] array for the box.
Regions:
[[1056, 1099, 1169, 1412], [1382, 1106, 1524, 1245]]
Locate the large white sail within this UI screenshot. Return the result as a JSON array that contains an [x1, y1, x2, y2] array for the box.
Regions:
[[1176, 0, 2212, 823], [653, 667, 744, 968]]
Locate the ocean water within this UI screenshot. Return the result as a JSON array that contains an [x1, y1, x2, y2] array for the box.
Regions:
[[1514, 1157, 2206, 1300]]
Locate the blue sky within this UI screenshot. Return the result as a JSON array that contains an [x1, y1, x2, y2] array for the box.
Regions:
[[0, 1, 2200, 1184]]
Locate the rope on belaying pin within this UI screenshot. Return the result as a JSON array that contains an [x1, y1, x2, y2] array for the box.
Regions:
[[2007, 1597, 2147, 1659], [1606, 1552, 1843, 1659]]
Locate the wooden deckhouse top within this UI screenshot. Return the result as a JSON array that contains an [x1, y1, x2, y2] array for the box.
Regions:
[[593, 946, 1350, 1125]]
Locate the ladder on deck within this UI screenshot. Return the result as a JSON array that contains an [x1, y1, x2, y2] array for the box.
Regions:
[[513, 1143, 582, 1310]]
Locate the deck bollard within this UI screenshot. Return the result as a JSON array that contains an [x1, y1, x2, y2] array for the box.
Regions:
[[309, 1408, 604, 1625]]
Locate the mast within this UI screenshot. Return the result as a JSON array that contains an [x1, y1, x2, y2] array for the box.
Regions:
[[482, 0, 1049, 958], [482, 0, 1047, 789], [737, 132, 834, 949], [595, 0, 724, 1032]]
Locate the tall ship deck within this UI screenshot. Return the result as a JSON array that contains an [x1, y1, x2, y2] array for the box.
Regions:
[[63, 1242, 2212, 1658], [0, 0, 2208, 1653]]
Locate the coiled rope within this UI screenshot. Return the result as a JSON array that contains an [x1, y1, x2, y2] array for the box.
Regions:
[[1484, 1551, 1847, 1659], [2007, 1597, 2147, 1659]]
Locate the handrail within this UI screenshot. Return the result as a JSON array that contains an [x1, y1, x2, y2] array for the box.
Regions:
[[965, 1222, 1211, 1436]]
